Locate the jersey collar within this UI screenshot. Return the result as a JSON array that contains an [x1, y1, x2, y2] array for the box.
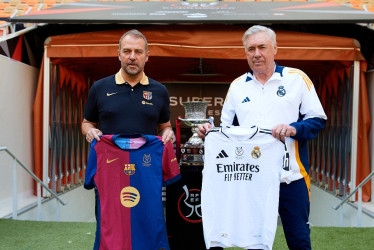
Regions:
[[245, 62, 284, 82], [111, 134, 148, 150], [115, 70, 149, 85], [274, 62, 285, 77]]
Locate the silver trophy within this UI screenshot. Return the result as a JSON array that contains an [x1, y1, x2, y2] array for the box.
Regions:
[[178, 101, 209, 146]]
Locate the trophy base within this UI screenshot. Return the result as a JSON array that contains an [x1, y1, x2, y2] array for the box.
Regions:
[[180, 144, 204, 165], [185, 127, 205, 146]]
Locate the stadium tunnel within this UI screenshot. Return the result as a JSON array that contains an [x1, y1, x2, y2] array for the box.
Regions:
[[31, 24, 371, 201]]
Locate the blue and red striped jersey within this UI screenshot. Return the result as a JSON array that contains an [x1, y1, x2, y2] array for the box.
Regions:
[[84, 134, 181, 250]]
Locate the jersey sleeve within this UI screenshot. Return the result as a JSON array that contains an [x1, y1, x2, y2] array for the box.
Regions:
[[289, 69, 327, 141], [158, 84, 171, 124], [83, 83, 99, 123], [290, 117, 326, 142], [84, 140, 98, 190], [297, 70, 327, 121], [162, 141, 181, 186]]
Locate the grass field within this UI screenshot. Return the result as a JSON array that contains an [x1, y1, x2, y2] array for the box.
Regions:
[[1, 219, 374, 249]]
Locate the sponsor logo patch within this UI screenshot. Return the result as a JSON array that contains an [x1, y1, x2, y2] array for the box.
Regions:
[[177, 185, 202, 223], [120, 186, 140, 207], [106, 92, 117, 97], [242, 96, 250, 103], [235, 147, 244, 160], [106, 158, 119, 164], [142, 101, 153, 106], [216, 150, 229, 159], [142, 154, 151, 167]]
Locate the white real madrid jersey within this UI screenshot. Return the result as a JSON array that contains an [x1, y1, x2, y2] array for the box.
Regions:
[[201, 126, 290, 250]]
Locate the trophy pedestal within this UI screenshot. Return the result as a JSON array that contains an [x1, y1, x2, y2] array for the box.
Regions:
[[166, 101, 209, 250], [180, 144, 204, 166], [166, 161, 205, 250]]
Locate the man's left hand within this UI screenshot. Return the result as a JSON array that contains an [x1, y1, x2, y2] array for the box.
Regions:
[[160, 128, 176, 145], [271, 124, 296, 141]]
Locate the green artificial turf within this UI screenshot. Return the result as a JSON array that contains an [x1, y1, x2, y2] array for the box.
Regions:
[[1, 219, 374, 249], [0, 219, 96, 250]]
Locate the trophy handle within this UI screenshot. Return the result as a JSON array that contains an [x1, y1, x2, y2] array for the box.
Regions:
[[209, 116, 214, 126]]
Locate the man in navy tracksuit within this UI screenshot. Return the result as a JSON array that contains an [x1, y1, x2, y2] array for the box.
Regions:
[[198, 25, 327, 250]]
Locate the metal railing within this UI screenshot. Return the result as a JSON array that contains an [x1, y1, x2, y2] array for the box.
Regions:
[[0, 5, 41, 40], [0, 147, 67, 221], [332, 170, 374, 227]]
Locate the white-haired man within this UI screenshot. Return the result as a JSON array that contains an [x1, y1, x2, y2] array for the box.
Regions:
[[198, 25, 327, 250]]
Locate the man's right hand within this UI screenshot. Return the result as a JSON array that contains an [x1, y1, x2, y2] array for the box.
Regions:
[[197, 123, 213, 139], [82, 119, 102, 143], [85, 128, 103, 143]]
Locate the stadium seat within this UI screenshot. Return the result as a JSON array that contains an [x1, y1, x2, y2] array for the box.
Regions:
[[15, 9, 25, 15], [0, 9, 12, 18], [26, 0, 39, 5], [16, 3, 28, 10], [9, 0, 21, 6], [43, 0, 56, 5], [4, 6, 16, 13], [0, 0, 373, 36], [0, 2, 8, 9]]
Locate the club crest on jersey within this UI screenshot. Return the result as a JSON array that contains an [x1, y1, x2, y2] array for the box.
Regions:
[[120, 186, 140, 208], [277, 86, 286, 97], [142, 154, 151, 167], [235, 147, 244, 160], [251, 146, 261, 159], [124, 164, 136, 175], [143, 91, 152, 100]]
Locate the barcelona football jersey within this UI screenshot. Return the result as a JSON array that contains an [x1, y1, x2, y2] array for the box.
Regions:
[[84, 134, 181, 250]]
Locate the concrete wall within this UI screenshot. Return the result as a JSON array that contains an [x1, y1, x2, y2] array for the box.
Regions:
[[15, 186, 96, 222], [310, 184, 374, 227], [0, 55, 39, 216]]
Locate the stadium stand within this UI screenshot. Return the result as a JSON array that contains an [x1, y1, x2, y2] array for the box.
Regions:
[[0, 0, 373, 36]]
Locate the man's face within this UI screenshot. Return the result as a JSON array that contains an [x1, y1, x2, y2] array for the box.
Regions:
[[244, 31, 277, 76], [118, 35, 149, 77]]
